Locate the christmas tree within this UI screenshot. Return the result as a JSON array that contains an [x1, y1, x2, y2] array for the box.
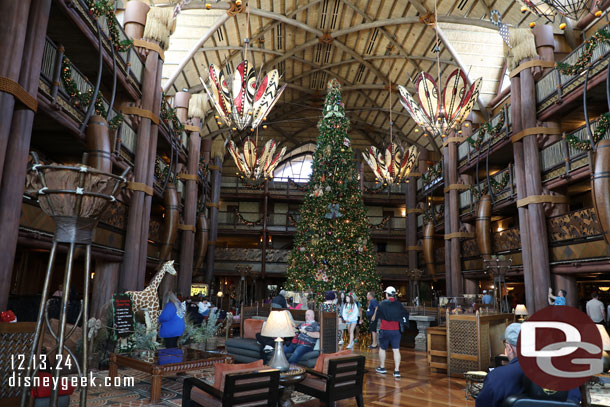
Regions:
[[285, 79, 380, 301]]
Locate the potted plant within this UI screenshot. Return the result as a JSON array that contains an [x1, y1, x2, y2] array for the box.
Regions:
[[201, 311, 220, 351]]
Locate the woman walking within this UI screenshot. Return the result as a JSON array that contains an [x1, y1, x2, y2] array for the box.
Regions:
[[342, 293, 359, 349], [158, 291, 186, 348]]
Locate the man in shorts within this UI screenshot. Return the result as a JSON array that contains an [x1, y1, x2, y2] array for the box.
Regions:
[[375, 286, 409, 378]]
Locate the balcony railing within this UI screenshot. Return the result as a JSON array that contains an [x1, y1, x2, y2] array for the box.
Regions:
[[70, 0, 144, 87], [458, 165, 516, 215], [540, 119, 610, 182], [457, 105, 512, 166], [536, 24, 610, 111]]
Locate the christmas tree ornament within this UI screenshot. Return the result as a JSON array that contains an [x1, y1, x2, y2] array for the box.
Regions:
[[325, 203, 343, 219]]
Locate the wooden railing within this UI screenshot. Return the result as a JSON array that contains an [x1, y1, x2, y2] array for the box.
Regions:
[[536, 24, 610, 111], [458, 165, 515, 215], [457, 106, 512, 166]]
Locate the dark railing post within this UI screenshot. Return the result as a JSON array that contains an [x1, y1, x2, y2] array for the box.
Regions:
[[562, 133, 571, 176], [50, 44, 64, 102]]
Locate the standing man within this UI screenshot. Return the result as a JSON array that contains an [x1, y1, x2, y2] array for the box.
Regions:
[[587, 292, 605, 324], [366, 291, 379, 349], [482, 290, 493, 306], [375, 286, 408, 379]]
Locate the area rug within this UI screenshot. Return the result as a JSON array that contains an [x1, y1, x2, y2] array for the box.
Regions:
[[69, 367, 314, 406]]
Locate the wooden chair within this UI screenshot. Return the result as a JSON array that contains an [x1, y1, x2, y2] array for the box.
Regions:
[[295, 355, 366, 407], [182, 369, 280, 407]]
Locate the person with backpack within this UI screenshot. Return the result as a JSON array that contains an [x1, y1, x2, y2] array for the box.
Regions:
[[375, 286, 409, 378]]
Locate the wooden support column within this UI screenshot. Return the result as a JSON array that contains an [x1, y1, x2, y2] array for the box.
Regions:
[[0, 0, 31, 185], [448, 128, 463, 296], [443, 146, 453, 296], [137, 52, 163, 288], [205, 157, 222, 286], [178, 102, 201, 296], [511, 75, 536, 313], [406, 173, 418, 271], [521, 65, 552, 312], [461, 120, 477, 295], [120, 17, 160, 291], [261, 180, 269, 279], [0, 0, 51, 311], [91, 261, 120, 319]]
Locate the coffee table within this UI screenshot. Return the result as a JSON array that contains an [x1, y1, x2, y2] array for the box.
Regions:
[[109, 347, 232, 402], [279, 367, 307, 407]]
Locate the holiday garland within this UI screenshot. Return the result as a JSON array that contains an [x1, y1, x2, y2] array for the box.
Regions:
[[363, 182, 387, 194], [557, 28, 610, 76], [61, 56, 124, 130], [467, 106, 506, 150], [368, 215, 391, 230], [234, 209, 264, 226], [288, 178, 308, 192], [161, 96, 185, 134], [565, 112, 610, 151], [87, 0, 133, 52], [421, 161, 442, 186]]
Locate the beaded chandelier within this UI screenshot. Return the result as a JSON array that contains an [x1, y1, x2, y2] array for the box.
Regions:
[[543, 0, 595, 20]]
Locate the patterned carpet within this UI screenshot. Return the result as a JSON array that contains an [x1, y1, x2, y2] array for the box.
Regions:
[[68, 367, 313, 406]]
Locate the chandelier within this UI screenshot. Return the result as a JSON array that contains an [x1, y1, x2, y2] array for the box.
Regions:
[[362, 81, 420, 185], [199, 3, 287, 182], [227, 136, 286, 181], [543, 0, 595, 20], [398, 68, 482, 140]]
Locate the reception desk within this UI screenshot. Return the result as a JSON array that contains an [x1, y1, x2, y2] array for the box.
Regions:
[[446, 312, 513, 377]]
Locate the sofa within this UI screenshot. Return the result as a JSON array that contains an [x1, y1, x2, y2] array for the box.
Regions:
[[225, 306, 338, 369]]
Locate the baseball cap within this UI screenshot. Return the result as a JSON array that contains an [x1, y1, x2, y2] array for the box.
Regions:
[[279, 290, 287, 296], [504, 323, 521, 346], [483, 290, 487, 294], [384, 286, 397, 295]]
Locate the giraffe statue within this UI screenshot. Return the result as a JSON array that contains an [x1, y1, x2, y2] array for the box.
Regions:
[[125, 260, 177, 323]]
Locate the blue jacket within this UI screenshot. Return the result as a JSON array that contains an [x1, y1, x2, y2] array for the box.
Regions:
[[476, 358, 581, 407], [366, 299, 378, 318], [158, 302, 185, 338]]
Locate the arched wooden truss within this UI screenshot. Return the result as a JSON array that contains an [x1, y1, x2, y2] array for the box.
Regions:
[[161, 0, 559, 160]]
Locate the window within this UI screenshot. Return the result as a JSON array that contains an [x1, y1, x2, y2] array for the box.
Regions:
[[273, 143, 316, 182]]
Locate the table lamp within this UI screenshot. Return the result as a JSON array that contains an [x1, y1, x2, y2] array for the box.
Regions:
[[515, 304, 528, 322], [261, 310, 295, 372], [597, 324, 610, 372]]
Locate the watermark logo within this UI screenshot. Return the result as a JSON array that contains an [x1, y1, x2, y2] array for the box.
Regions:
[[518, 306, 602, 391]]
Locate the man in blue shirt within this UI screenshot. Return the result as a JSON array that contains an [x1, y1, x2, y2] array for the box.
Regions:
[[482, 290, 493, 306], [366, 291, 379, 349], [476, 323, 580, 407], [549, 287, 567, 306]]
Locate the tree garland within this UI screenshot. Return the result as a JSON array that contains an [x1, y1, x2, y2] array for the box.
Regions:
[[363, 182, 387, 194], [61, 56, 124, 130], [87, 0, 133, 52], [489, 170, 511, 194], [368, 215, 391, 230], [234, 209, 264, 226], [421, 161, 442, 186], [467, 106, 506, 150], [557, 28, 610, 76], [288, 177, 308, 192], [565, 112, 610, 151], [161, 95, 185, 134]]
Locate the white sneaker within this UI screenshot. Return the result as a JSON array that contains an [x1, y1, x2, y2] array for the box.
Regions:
[[338, 340, 344, 345], [346, 343, 353, 349], [264, 345, 274, 352]]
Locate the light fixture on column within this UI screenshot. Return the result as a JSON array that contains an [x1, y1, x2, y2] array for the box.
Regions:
[[200, 3, 287, 182], [362, 80, 419, 185]]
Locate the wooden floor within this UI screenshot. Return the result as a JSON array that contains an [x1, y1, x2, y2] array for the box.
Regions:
[[300, 348, 474, 407]]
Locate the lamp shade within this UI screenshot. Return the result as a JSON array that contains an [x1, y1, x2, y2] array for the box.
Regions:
[[597, 324, 610, 350], [261, 310, 295, 338], [515, 304, 528, 316]]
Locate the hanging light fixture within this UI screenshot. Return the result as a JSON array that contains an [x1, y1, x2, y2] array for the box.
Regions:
[[362, 80, 420, 185], [200, 1, 287, 182], [542, 0, 595, 21], [519, 0, 557, 22], [397, 0, 482, 142]]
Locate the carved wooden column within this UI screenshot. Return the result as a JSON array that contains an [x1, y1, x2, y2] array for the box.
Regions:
[[0, 0, 51, 311], [443, 147, 452, 296], [0, 0, 32, 183], [406, 171, 419, 272], [120, 7, 159, 291], [178, 93, 203, 296], [205, 157, 222, 286], [444, 130, 463, 296], [261, 180, 269, 279], [91, 261, 120, 319], [512, 73, 536, 313], [137, 47, 164, 288]]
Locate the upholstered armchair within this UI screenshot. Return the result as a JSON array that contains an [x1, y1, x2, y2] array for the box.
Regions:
[[182, 368, 280, 407], [295, 355, 366, 407]]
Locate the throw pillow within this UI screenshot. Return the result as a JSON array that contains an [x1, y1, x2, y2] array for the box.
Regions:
[[243, 319, 265, 339], [313, 350, 352, 374]]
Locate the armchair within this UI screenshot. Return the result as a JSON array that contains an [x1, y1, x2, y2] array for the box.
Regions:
[[182, 369, 280, 407], [503, 376, 580, 407], [295, 355, 366, 407]]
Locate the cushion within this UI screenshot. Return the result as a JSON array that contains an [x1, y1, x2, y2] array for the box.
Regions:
[[243, 319, 265, 339], [226, 338, 261, 352], [31, 372, 75, 398], [213, 360, 264, 390], [313, 350, 352, 374]]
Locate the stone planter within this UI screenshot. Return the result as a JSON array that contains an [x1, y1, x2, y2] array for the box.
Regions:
[[206, 337, 217, 351]]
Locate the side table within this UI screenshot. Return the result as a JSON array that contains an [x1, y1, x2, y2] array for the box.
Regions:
[[279, 367, 307, 407]]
